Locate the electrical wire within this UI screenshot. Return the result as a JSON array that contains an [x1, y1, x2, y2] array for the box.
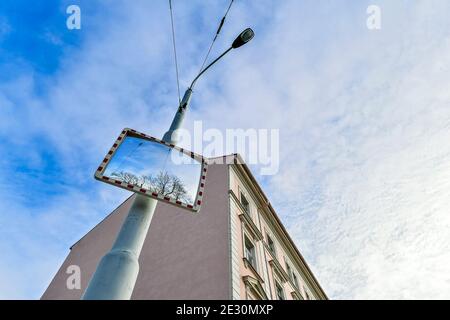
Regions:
[[197, 0, 235, 75], [169, 0, 181, 104]]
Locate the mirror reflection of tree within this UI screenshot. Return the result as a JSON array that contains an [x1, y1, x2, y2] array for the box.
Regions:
[[111, 170, 192, 203]]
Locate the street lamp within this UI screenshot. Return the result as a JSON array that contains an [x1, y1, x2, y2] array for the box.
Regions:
[[82, 28, 254, 300], [163, 27, 254, 143], [190, 28, 255, 89]]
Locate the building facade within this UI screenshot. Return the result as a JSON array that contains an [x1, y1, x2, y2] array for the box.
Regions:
[[42, 155, 327, 300]]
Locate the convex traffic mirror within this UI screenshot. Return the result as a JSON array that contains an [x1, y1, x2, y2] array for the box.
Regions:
[[95, 128, 208, 213]]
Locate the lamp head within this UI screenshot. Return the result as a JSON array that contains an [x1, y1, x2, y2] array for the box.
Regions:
[[232, 28, 255, 49]]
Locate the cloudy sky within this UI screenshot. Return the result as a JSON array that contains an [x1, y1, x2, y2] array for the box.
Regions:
[[1, 0, 449, 299]]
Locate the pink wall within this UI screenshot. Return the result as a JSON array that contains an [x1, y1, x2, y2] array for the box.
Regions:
[[41, 163, 230, 300]]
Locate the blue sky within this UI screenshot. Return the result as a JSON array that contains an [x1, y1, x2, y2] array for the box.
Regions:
[[1, 0, 450, 299]]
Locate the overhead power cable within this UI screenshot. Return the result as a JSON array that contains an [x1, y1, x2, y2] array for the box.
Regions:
[[169, 0, 181, 104], [197, 0, 235, 75]]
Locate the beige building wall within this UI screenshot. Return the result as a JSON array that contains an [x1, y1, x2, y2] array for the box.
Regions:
[[228, 158, 327, 300]]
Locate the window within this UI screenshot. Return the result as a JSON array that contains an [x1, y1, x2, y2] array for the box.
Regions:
[[240, 192, 250, 215], [244, 236, 256, 270], [292, 272, 299, 289], [285, 261, 292, 281], [267, 234, 276, 257], [275, 281, 285, 300]]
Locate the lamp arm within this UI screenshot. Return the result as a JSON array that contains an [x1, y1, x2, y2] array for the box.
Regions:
[[190, 46, 233, 90]]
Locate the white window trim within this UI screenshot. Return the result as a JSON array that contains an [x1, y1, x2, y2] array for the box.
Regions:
[[266, 232, 277, 258], [275, 280, 285, 300], [243, 232, 258, 272], [239, 187, 251, 217], [285, 259, 292, 279]]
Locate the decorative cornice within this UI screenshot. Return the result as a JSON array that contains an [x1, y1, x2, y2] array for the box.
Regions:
[[269, 259, 289, 283], [243, 257, 265, 284], [243, 275, 268, 300]]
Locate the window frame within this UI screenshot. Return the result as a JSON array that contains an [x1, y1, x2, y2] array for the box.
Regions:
[[275, 281, 285, 300], [292, 272, 299, 290], [244, 235, 257, 271], [305, 290, 311, 300], [266, 233, 277, 257], [285, 259, 293, 282], [240, 190, 251, 216]]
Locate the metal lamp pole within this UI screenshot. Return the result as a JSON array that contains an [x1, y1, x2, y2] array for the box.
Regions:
[[82, 28, 254, 300]]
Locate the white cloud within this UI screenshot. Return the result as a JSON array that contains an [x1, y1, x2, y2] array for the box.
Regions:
[[221, 0, 450, 299], [187, 0, 450, 299], [1, 0, 450, 299]]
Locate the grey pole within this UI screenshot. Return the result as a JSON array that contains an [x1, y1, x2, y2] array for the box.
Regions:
[[81, 195, 157, 299], [82, 90, 192, 300], [82, 28, 253, 300], [162, 89, 192, 143]]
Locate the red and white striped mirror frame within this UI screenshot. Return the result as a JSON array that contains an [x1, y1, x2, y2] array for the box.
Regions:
[[94, 128, 208, 213]]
